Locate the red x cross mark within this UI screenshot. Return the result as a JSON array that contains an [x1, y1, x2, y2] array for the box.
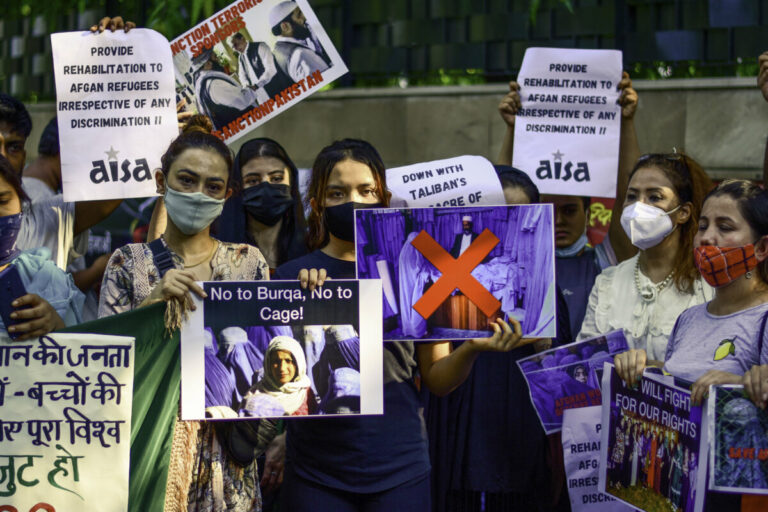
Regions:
[[410, 229, 502, 319]]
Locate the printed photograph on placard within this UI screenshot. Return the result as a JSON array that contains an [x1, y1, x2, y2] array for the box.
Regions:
[[708, 385, 768, 495], [599, 366, 706, 512], [354, 204, 556, 341], [180, 280, 383, 419], [171, 0, 348, 142], [518, 330, 629, 434]]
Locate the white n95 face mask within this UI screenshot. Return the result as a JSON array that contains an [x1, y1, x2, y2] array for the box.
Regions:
[[620, 202, 680, 250]]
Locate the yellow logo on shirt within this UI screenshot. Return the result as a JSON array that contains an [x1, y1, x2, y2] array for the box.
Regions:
[[713, 339, 736, 361]]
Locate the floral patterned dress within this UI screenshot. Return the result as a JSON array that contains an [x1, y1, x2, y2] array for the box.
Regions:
[[99, 237, 269, 511]]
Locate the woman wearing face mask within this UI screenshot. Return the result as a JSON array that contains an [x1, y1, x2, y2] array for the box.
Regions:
[[615, 180, 768, 511], [0, 155, 84, 339], [274, 139, 523, 511], [215, 138, 307, 270], [577, 153, 714, 363], [615, 180, 768, 395], [98, 116, 270, 511]]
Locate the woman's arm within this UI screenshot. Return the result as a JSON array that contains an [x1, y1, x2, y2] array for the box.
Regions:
[[496, 81, 520, 166], [607, 72, 641, 263], [416, 318, 522, 397]]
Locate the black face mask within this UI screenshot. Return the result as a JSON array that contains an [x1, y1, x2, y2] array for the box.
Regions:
[[242, 182, 295, 226], [324, 202, 382, 242]]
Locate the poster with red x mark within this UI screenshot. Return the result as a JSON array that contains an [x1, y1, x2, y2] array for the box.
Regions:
[[355, 204, 556, 341]]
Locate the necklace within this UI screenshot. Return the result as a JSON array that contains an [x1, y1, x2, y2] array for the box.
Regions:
[[634, 259, 674, 303]]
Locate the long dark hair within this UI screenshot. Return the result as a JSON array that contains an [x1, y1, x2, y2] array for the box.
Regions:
[[704, 179, 768, 283], [229, 138, 306, 265], [629, 153, 712, 293], [306, 139, 391, 251]]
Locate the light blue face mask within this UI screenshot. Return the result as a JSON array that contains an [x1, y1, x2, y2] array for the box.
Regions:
[[555, 232, 588, 258], [164, 186, 225, 235]]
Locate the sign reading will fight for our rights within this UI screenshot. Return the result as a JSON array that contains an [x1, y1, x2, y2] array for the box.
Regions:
[[0, 333, 134, 512], [387, 155, 506, 208], [51, 29, 178, 202], [513, 48, 622, 198]]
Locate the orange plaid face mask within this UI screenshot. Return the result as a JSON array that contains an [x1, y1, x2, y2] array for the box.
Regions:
[[693, 245, 758, 287]]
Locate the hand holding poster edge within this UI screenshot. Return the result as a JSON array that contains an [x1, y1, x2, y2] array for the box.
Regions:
[[51, 27, 178, 202]]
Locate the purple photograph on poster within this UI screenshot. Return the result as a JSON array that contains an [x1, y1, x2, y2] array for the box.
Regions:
[[518, 330, 629, 434], [708, 385, 768, 495], [354, 204, 556, 341]]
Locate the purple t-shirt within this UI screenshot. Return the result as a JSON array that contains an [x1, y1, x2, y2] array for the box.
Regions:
[[663, 302, 768, 382]]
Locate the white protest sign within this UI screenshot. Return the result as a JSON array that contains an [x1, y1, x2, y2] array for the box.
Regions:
[[51, 29, 178, 202], [513, 48, 622, 198], [0, 333, 134, 511], [171, 0, 348, 143], [387, 155, 506, 208], [562, 406, 634, 512]]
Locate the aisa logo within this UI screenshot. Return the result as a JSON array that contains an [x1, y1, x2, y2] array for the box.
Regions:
[[90, 146, 152, 184], [536, 150, 590, 182]]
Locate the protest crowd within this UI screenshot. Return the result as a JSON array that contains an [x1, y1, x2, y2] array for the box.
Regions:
[[2, 7, 768, 512]]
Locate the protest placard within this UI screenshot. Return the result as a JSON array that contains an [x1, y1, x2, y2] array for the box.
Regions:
[[181, 280, 383, 419], [0, 333, 134, 511], [355, 204, 556, 341], [708, 385, 768, 495], [562, 406, 635, 512], [171, 0, 347, 143], [51, 29, 178, 202], [387, 155, 506, 208], [513, 48, 622, 198], [599, 365, 707, 512], [518, 330, 628, 434]]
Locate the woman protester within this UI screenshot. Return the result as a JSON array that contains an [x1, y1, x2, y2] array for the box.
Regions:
[[0, 155, 84, 339], [98, 116, 271, 511], [241, 336, 315, 417], [616, 180, 768, 511], [215, 137, 307, 270], [578, 152, 714, 363], [274, 138, 524, 511]]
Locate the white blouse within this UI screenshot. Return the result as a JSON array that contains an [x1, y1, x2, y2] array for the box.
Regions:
[[577, 254, 714, 361]]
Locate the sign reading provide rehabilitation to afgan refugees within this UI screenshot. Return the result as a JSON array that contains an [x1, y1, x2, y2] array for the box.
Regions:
[[0, 333, 134, 512], [51, 29, 178, 202], [513, 48, 622, 198], [170, 0, 347, 143]]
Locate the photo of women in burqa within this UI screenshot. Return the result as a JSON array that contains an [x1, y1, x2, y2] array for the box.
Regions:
[[203, 324, 362, 418], [712, 388, 768, 492]]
